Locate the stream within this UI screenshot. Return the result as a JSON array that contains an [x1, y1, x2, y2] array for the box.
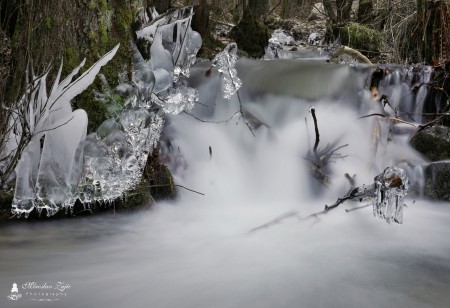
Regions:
[[1, 58, 450, 308]]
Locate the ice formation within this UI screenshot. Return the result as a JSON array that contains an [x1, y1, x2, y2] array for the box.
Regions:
[[135, 6, 202, 114], [9, 44, 120, 217], [68, 110, 164, 209], [373, 167, 409, 224], [212, 43, 242, 99], [70, 6, 202, 209], [7, 6, 203, 217]]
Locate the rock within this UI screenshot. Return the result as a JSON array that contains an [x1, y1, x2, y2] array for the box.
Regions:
[[410, 125, 450, 161], [423, 161, 450, 201], [328, 22, 383, 57], [308, 32, 322, 45]]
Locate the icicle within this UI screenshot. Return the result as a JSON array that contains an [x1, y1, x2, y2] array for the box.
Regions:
[[212, 43, 242, 99], [372, 167, 409, 224]]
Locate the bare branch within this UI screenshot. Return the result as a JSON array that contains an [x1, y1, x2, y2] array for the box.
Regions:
[[330, 46, 373, 64], [310, 107, 320, 154]]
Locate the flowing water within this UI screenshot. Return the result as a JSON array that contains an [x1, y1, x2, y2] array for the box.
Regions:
[[1, 59, 450, 308]]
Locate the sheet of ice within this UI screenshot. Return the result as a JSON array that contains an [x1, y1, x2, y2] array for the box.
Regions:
[[9, 45, 119, 217], [34, 110, 88, 216]]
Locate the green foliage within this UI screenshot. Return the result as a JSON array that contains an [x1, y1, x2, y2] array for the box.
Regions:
[[332, 22, 383, 56]]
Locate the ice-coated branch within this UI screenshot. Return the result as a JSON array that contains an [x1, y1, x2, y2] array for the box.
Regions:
[[212, 43, 242, 99], [3, 44, 120, 217], [248, 167, 410, 232], [308, 166, 409, 224]]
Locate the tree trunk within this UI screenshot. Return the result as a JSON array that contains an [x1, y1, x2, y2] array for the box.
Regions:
[[416, 0, 450, 64], [358, 0, 373, 24], [148, 0, 171, 13], [191, 0, 210, 39], [281, 0, 290, 19], [248, 0, 269, 18], [0, 0, 136, 132], [335, 0, 352, 23], [323, 0, 337, 23]]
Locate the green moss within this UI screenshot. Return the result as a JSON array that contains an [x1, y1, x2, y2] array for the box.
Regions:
[[88, 0, 97, 11], [145, 150, 176, 200], [116, 7, 132, 32], [76, 88, 108, 133], [99, 0, 108, 12], [0, 190, 13, 222], [99, 20, 108, 45], [64, 46, 81, 75], [330, 22, 383, 56], [44, 16, 52, 30], [197, 35, 225, 59], [88, 31, 97, 42]]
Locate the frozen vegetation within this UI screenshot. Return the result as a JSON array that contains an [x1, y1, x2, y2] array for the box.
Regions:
[[1, 6, 203, 217]]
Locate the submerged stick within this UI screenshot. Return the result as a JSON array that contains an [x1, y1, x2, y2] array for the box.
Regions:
[[310, 107, 320, 153], [248, 211, 299, 233]]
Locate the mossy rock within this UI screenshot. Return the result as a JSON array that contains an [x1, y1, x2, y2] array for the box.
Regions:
[[0, 190, 14, 221], [424, 162, 450, 201], [230, 13, 269, 58], [410, 125, 450, 161], [0, 177, 155, 222], [329, 22, 383, 57], [145, 150, 176, 200], [197, 35, 225, 60]]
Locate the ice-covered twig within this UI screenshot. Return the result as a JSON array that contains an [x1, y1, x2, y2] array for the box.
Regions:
[[248, 167, 410, 233], [236, 91, 255, 137], [212, 43, 242, 99], [304, 185, 375, 219]]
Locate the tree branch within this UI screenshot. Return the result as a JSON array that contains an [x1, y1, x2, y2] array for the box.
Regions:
[[310, 107, 320, 154], [330, 45, 373, 64]]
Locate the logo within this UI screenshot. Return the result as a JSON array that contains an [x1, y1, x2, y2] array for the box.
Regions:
[[7, 283, 22, 301], [6, 281, 71, 302]]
